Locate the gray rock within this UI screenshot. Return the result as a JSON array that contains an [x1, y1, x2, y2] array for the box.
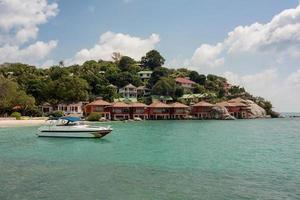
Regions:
[[211, 106, 236, 120], [244, 100, 267, 118]]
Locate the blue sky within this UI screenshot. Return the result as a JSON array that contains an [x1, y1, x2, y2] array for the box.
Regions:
[[1, 0, 300, 111], [40, 0, 298, 63]]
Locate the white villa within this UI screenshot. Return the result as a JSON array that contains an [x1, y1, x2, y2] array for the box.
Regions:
[[138, 71, 153, 81], [41, 102, 85, 116], [175, 77, 196, 91], [119, 84, 137, 99]]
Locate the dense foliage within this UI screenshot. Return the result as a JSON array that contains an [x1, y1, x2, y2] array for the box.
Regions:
[[0, 50, 276, 117], [87, 112, 101, 121]]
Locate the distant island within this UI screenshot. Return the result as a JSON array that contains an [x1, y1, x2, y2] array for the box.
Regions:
[[0, 50, 279, 121]]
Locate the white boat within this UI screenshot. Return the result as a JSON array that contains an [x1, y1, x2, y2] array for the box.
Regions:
[[37, 117, 112, 138]]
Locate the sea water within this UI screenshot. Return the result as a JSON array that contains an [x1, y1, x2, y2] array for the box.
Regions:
[[0, 119, 299, 200]]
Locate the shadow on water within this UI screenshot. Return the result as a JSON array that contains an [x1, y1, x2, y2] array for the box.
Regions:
[[37, 137, 112, 144]]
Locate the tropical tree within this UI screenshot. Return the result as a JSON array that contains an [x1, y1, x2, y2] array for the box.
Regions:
[[111, 52, 122, 63], [0, 77, 36, 115], [118, 56, 136, 71], [189, 71, 206, 85], [148, 67, 171, 87], [151, 77, 183, 99], [141, 50, 165, 70], [48, 76, 89, 104], [48, 66, 70, 80]]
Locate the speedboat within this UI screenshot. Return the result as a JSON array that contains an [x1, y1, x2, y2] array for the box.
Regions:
[[37, 117, 112, 138]]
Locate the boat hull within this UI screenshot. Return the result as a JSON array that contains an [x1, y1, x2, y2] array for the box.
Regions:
[[37, 130, 112, 138], [37, 125, 112, 138]]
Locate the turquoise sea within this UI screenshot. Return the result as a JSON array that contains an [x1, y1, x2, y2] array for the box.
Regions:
[[0, 119, 300, 200]]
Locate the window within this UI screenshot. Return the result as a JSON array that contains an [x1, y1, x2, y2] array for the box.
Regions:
[[95, 106, 104, 112]]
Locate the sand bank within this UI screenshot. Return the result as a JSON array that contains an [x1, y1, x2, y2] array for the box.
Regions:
[[0, 119, 47, 127]]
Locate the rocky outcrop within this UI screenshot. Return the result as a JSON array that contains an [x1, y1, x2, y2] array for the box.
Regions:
[[210, 106, 236, 120], [228, 98, 267, 119], [210, 98, 267, 119], [244, 100, 267, 118]]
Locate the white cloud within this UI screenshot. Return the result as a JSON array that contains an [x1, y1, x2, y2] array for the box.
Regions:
[[191, 43, 224, 69], [186, 3, 300, 111], [41, 59, 56, 68], [0, 41, 57, 64], [223, 69, 300, 112], [0, 0, 58, 65], [68, 31, 160, 65], [223, 69, 278, 95], [287, 69, 300, 85], [190, 4, 300, 69]]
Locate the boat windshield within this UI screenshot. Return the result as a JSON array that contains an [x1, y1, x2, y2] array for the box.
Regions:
[[47, 117, 85, 126]]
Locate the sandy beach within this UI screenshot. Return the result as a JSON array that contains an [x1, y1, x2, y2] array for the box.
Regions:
[[0, 119, 47, 127]]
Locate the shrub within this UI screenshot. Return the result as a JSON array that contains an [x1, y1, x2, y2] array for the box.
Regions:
[[87, 112, 101, 121], [11, 112, 21, 120], [50, 111, 64, 118]]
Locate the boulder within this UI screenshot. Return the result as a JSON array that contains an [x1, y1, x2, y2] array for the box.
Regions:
[[244, 100, 267, 118], [211, 106, 236, 120]]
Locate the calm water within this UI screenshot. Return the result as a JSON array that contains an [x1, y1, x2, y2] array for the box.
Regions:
[[0, 119, 300, 200]]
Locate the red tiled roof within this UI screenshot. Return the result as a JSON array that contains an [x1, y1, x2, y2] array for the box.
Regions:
[[192, 101, 214, 107], [148, 102, 171, 108], [216, 101, 234, 107], [12, 105, 22, 110], [86, 99, 111, 106], [216, 101, 247, 107], [169, 102, 189, 108], [123, 83, 137, 89], [228, 98, 247, 104], [112, 102, 130, 108], [175, 77, 196, 84], [130, 102, 148, 108]]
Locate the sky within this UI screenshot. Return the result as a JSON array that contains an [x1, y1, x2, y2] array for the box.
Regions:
[[0, 0, 300, 112]]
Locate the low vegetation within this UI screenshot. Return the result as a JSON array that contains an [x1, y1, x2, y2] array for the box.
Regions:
[[87, 112, 101, 121], [10, 112, 21, 120]]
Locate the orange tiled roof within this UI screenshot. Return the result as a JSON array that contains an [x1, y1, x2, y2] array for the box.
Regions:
[[86, 99, 111, 106], [130, 102, 148, 108], [192, 101, 214, 107], [169, 102, 189, 108], [112, 102, 130, 108], [216, 101, 247, 107], [148, 102, 171, 108], [175, 77, 196, 84]]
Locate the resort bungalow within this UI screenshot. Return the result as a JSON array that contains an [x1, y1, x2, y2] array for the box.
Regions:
[[216, 100, 249, 119], [41, 102, 85, 116], [61, 102, 85, 116], [191, 101, 215, 119], [175, 77, 196, 92], [41, 103, 53, 114], [111, 102, 130, 120], [228, 98, 251, 118], [84, 99, 111, 119], [169, 102, 189, 119], [119, 84, 138, 100], [130, 102, 148, 120], [148, 102, 171, 120], [137, 86, 151, 97], [138, 70, 153, 81]]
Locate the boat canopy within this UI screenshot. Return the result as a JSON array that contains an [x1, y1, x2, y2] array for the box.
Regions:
[[60, 116, 81, 122]]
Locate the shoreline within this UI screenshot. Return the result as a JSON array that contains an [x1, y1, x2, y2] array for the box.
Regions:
[[0, 116, 293, 128], [0, 119, 47, 127]]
